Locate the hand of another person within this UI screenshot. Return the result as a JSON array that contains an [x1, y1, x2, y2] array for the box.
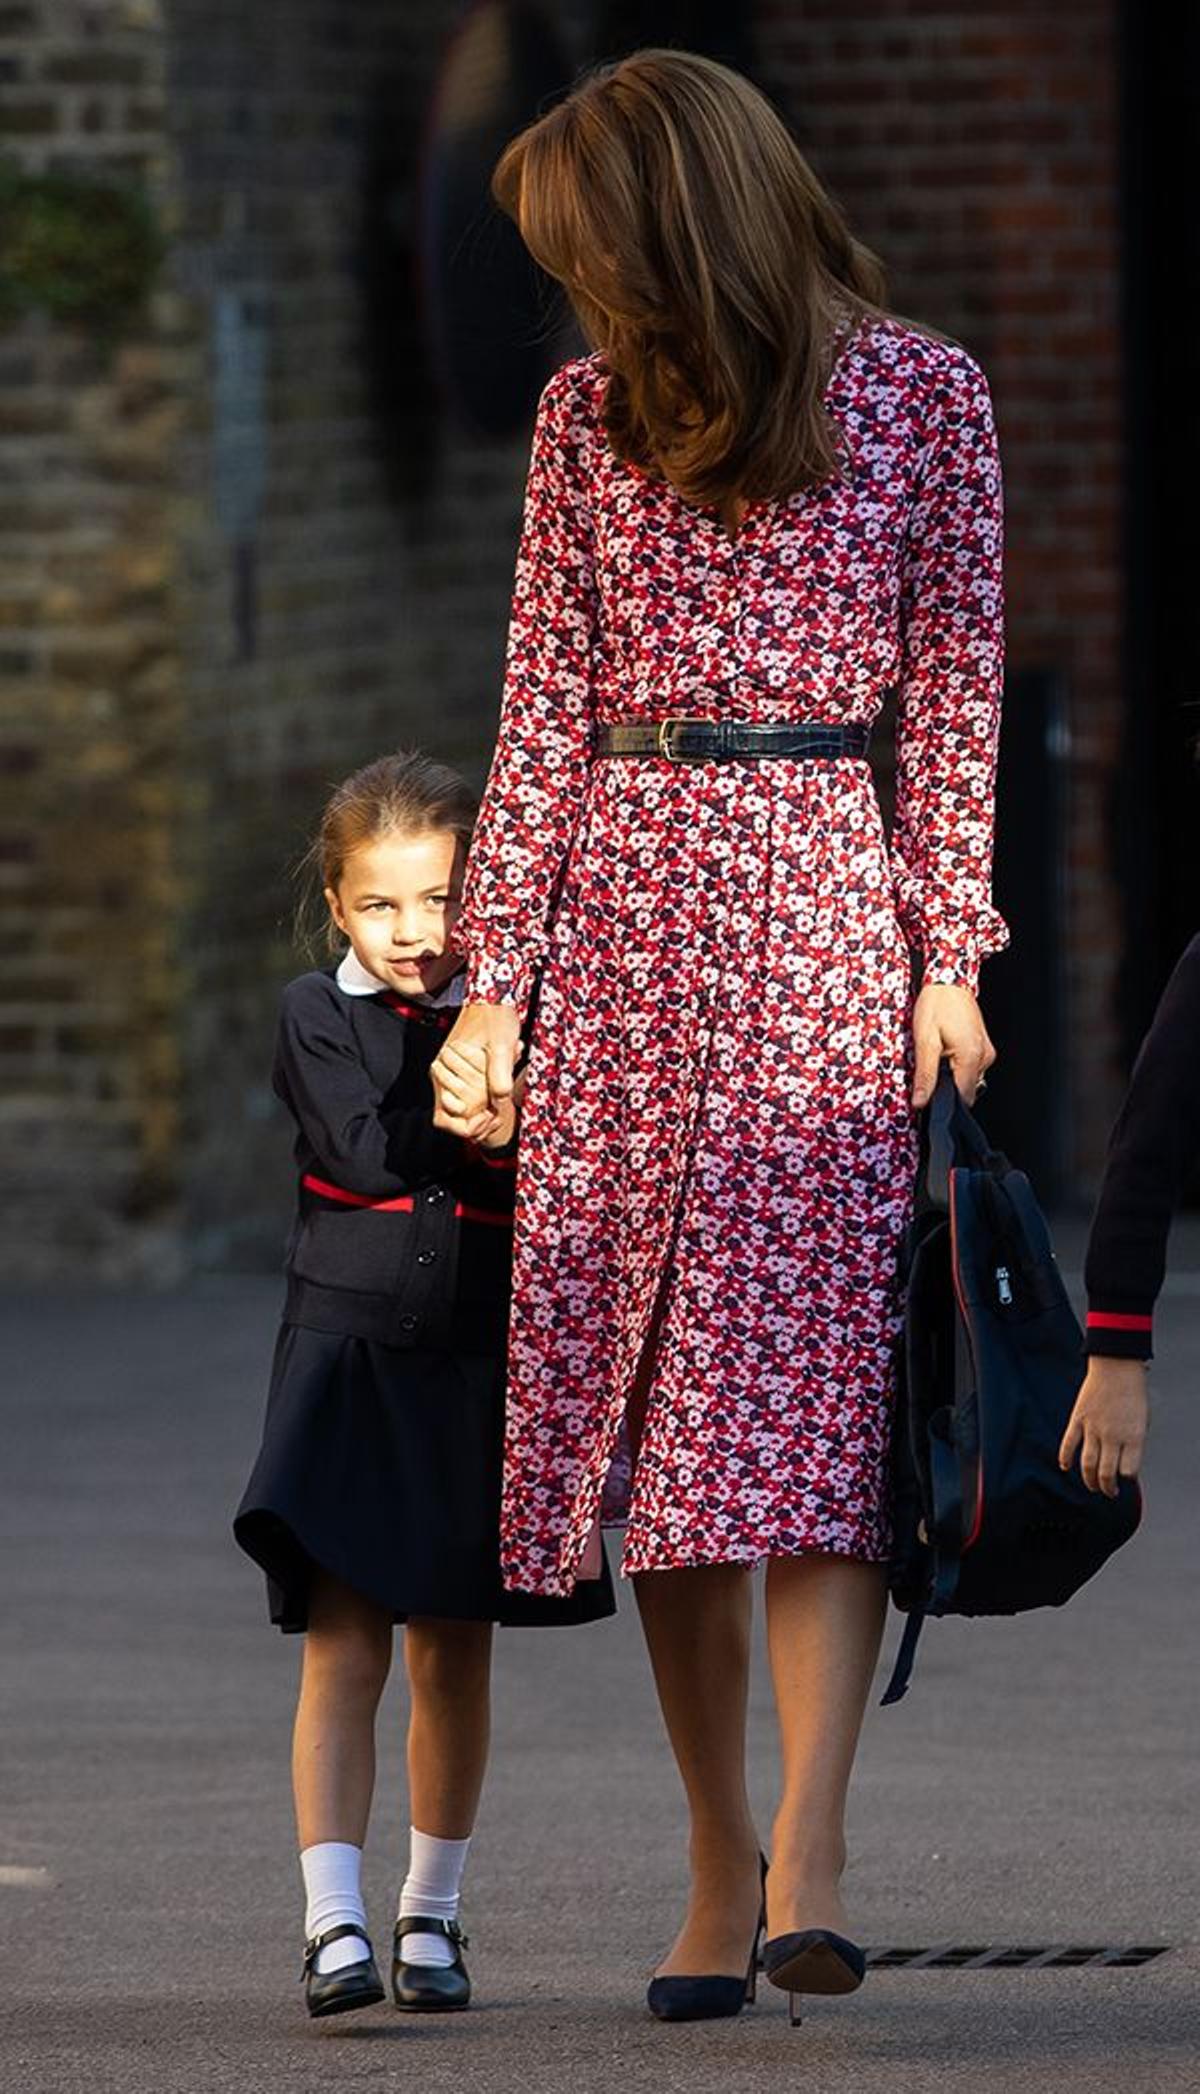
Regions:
[[1058, 1358, 1149, 1496], [911, 982, 996, 1109]]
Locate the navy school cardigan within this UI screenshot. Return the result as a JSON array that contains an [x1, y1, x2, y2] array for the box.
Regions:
[[1084, 933, 1200, 1359], [273, 969, 518, 1351]]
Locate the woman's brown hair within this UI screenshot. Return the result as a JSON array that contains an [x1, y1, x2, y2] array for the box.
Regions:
[[297, 750, 478, 955], [493, 49, 887, 508]]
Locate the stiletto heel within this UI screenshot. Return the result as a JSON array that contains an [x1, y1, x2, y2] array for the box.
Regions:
[[789, 1992, 803, 2028]]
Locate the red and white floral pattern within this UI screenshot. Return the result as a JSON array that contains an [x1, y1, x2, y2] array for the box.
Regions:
[[454, 320, 1007, 1595]]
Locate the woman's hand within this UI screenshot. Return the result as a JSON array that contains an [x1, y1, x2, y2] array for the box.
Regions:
[[431, 1004, 522, 1136], [1059, 1358, 1149, 1496], [911, 982, 996, 1109]]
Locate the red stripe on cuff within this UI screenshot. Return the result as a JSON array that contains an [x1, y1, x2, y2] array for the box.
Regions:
[[1086, 1310, 1154, 1332]]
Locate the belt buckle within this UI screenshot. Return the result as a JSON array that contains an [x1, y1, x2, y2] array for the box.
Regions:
[[657, 717, 702, 763]]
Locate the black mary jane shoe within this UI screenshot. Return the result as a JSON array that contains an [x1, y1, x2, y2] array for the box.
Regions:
[[302, 1923, 385, 2019], [646, 1855, 768, 2023], [762, 1927, 867, 2027], [392, 1915, 472, 2012]]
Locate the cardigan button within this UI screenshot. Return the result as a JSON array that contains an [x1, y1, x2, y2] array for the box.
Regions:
[[417, 1248, 437, 1266], [424, 1187, 447, 1205], [399, 1313, 419, 1333]]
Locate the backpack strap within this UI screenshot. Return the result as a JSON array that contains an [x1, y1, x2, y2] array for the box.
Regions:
[[924, 1063, 1007, 1210], [881, 1430, 965, 1709], [928, 1428, 966, 1608], [880, 1609, 926, 1705]]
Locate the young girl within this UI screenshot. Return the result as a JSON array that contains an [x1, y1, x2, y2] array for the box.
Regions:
[[234, 751, 613, 2021], [1059, 931, 1200, 1495]]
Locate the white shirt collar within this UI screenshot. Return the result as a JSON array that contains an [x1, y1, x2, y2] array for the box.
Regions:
[[335, 947, 466, 1009]]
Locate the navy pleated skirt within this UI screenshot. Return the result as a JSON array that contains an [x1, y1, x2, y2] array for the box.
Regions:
[[234, 1323, 615, 1632]]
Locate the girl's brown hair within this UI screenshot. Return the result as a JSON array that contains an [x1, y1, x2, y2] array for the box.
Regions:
[[298, 750, 478, 954], [493, 48, 887, 507]]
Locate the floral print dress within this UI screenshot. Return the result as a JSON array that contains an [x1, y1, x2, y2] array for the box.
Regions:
[[454, 317, 1008, 1597]]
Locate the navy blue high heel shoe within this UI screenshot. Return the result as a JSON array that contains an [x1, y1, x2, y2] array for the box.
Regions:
[[762, 1927, 867, 2027], [646, 1853, 768, 2023]]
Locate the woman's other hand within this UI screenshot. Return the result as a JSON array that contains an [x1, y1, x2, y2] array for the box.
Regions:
[[911, 982, 996, 1109], [1058, 1358, 1149, 1496]]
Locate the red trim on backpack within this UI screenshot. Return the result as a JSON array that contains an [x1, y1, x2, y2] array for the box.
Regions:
[[948, 1172, 986, 1553]]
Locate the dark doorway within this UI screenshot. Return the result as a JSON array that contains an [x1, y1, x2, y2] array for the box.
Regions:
[[1115, 5, 1200, 1062]]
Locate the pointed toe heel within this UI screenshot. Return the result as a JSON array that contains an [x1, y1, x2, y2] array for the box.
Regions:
[[302, 1924, 385, 2019], [646, 1857, 767, 2023], [646, 1969, 754, 2022], [391, 1916, 471, 2012]]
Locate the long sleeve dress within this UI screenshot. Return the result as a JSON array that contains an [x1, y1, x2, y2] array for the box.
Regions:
[[454, 317, 1008, 1597]]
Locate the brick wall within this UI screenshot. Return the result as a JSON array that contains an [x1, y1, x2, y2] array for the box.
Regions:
[[755, 0, 1125, 1183], [0, 0, 191, 1280], [164, 0, 581, 1265]]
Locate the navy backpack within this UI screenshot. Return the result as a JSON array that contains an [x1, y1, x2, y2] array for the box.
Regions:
[[883, 1066, 1142, 1704]]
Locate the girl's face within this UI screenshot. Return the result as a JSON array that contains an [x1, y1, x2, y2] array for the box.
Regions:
[[326, 828, 466, 998]]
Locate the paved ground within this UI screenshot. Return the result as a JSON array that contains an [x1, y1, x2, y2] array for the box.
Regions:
[[1, 1234, 1198, 2093]]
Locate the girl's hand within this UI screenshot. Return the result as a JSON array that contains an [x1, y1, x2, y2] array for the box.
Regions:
[[431, 1040, 492, 1125], [912, 982, 996, 1109], [477, 1098, 519, 1152], [436, 1003, 522, 1111], [1059, 1358, 1149, 1496]]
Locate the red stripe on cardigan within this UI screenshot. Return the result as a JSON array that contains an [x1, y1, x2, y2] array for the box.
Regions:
[[1086, 1310, 1154, 1332], [301, 1172, 511, 1227]]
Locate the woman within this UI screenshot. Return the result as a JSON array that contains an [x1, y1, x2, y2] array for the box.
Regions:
[[432, 50, 1003, 2022]]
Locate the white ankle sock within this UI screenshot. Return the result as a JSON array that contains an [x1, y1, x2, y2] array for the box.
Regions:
[[397, 1828, 471, 1969], [301, 1841, 370, 1975]]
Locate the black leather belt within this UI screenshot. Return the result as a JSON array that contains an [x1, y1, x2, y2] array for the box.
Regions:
[[590, 719, 871, 764]]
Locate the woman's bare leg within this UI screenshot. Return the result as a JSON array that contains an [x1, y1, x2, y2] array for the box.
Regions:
[[404, 1618, 494, 1837], [293, 1570, 393, 1849], [763, 1554, 886, 1939], [633, 1564, 763, 1976]]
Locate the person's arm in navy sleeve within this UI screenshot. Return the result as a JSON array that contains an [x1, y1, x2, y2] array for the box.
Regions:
[[274, 979, 464, 1198], [1060, 933, 1200, 1498], [1083, 935, 1200, 1359]]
